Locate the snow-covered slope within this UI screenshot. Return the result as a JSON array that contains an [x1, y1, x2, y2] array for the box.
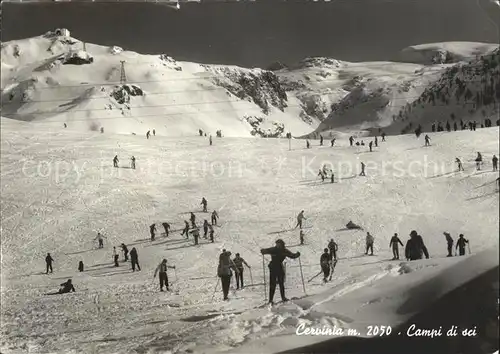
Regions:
[[309, 44, 499, 138], [0, 29, 313, 138], [399, 42, 500, 65], [1, 116, 498, 353]]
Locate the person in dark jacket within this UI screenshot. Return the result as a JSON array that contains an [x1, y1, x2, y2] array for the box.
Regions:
[[232, 253, 251, 289], [456, 234, 469, 256], [162, 222, 170, 237], [328, 239, 338, 261], [190, 212, 196, 228], [201, 197, 208, 212], [211, 210, 219, 226], [405, 230, 429, 261], [45, 253, 54, 274], [150, 224, 156, 241], [209, 225, 215, 243], [130, 247, 141, 271], [444, 232, 454, 257], [365, 232, 374, 255], [121, 243, 129, 261], [261, 239, 300, 304], [218, 250, 236, 300], [203, 220, 209, 238], [181, 220, 190, 238], [320, 248, 331, 283], [78, 261, 84, 272], [389, 233, 404, 260], [59, 279, 75, 294]]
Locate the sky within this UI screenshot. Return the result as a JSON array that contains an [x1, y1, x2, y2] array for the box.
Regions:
[[2, 0, 499, 68]]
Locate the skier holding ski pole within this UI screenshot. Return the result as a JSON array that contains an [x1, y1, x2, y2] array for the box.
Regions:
[[260, 239, 300, 305]]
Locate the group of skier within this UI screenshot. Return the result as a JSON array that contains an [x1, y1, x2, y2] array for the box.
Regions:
[[112, 155, 136, 169], [431, 118, 496, 133]]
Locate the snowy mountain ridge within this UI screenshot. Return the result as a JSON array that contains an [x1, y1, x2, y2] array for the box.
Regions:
[[0, 29, 312, 138], [2, 30, 498, 139]]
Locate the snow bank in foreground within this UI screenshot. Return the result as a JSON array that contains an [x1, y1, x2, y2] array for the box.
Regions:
[[217, 245, 499, 354]]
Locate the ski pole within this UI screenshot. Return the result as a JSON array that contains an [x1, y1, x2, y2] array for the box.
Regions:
[[262, 255, 267, 302], [249, 267, 254, 286], [298, 257, 307, 295], [308, 270, 323, 283]]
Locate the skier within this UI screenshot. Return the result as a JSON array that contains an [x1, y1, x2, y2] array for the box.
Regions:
[[349, 136, 354, 146], [130, 156, 136, 169], [190, 212, 196, 228], [446, 121, 451, 132], [112, 247, 119, 267], [232, 253, 251, 289], [381, 132, 386, 141], [453, 122, 457, 131], [360, 140, 365, 146], [121, 243, 129, 261], [492, 155, 498, 172], [211, 210, 219, 226], [475, 152, 482, 170], [64, 123, 67, 128], [320, 248, 331, 283], [162, 222, 170, 237], [209, 135, 213, 146], [294, 210, 306, 229], [130, 247, 141, 271], [203, 220, 209, 238], [328, 239, 338, 262], [152, 129, 156, 136], [456, 158, 464, 172], [359, 162, 366, 176], [320, 135, 324, 146], [424, 135, 431, 146], [181, 220, 190, 237], [456, 234, 469, 256], [153, 259, 176, 292], [318, 169, 325, 182], [299, 229, 305, 245], [201, 197, 208, 212], [330, 172, 334, 183], [405, 230, 429, 261], [431, 123, 436, 132], [58, 279, 75, 294], [306, 140, 310, 149], [365, 232, 374, 255], [346, 220, 362, 230], [369, 141, 373, 152], [389, 233, 404, 260], [443, 232, 454, 257], [113, 155, 119, 168], [150, 223, 156, 241], [146, 130, 151, 139], [218, 250, 235, 300], [100, 127, 104, 133], [331, 138, 336, 147], [209, 225, 215, 243], [45, 253, 54, 274], [78, 261, 84, 272], [95, 232, 105, 249], [261, 239, 300, 304], [199, 129, 203, 137], [191, 227, 200, 245]]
